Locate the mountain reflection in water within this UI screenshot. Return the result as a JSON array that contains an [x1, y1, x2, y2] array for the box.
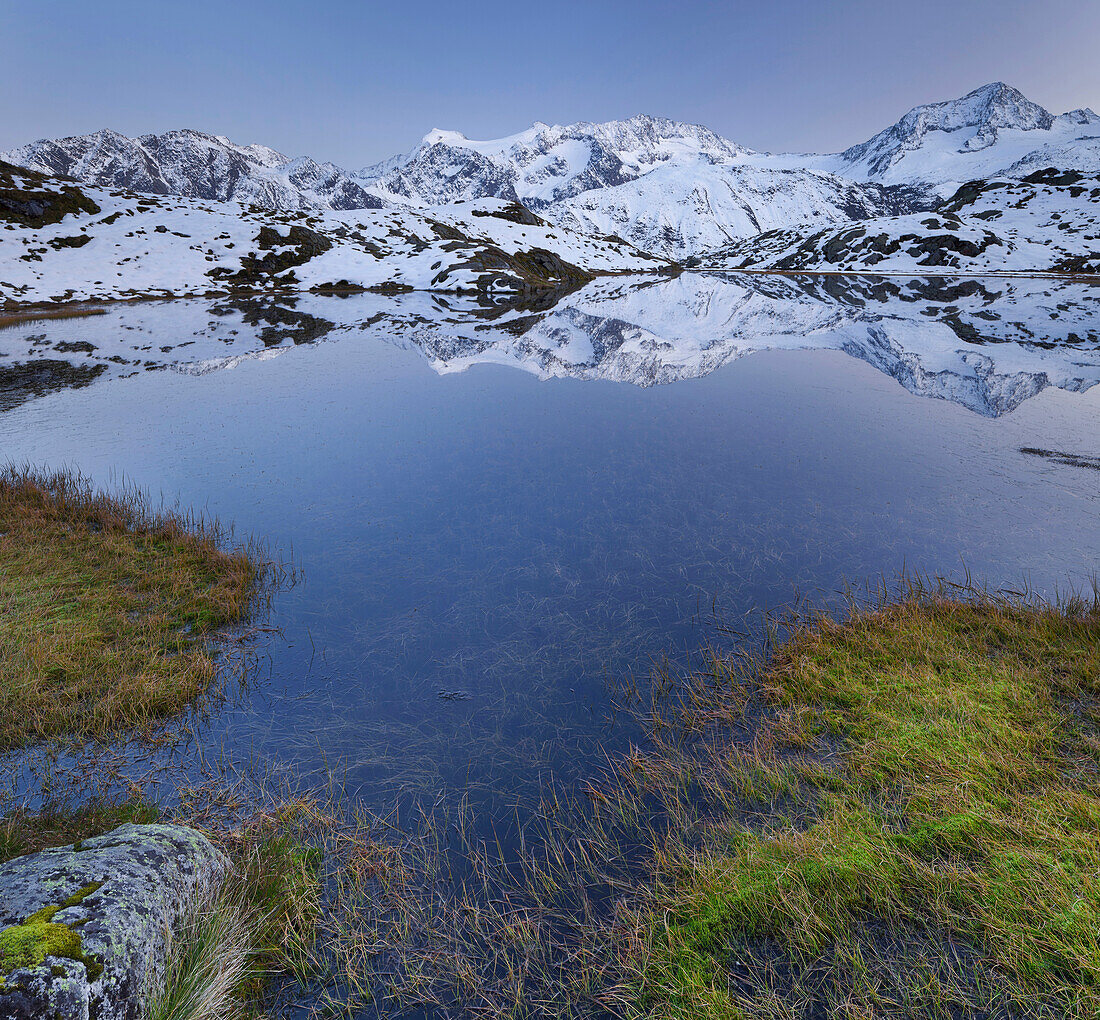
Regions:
[[2, 273, 1098, 417]]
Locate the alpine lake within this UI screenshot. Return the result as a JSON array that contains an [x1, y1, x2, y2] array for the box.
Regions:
[[2, 270, 1099, 1013]]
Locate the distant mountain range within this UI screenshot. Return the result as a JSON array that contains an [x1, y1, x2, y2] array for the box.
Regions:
[[3, 81, 1100, 311], [7, 83, 1099, 260]]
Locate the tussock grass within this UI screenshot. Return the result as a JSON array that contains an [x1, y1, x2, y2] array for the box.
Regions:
[[0, 466, 267, 749], [147, 881, 259, 1020], [222, 800, 326, 992], [606, 581, 1100, 1019], [146, 797, 332, 1020]]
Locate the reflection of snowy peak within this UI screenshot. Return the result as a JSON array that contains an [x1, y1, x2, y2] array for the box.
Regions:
[[8, 275, 1093, 419], [403, 274, 1100, 416]]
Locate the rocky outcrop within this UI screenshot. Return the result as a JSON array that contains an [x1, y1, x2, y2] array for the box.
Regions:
[[0, 823, 228, 1020], [0, 161, 100, 229]]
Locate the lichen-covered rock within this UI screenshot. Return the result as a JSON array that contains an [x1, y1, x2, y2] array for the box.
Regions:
[[0, 823, 229, 1020]]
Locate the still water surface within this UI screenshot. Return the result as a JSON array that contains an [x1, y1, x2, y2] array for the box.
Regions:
[[2, 273, 1099, 813]]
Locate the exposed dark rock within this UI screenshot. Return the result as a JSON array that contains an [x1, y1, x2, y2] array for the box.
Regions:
[[0, 162, 100, 228]]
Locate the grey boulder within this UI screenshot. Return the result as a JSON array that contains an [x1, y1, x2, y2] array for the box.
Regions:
[[0, 822, 229, 1020]]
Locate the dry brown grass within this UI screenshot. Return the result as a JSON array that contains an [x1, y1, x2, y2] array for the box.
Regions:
[[0, 306, 108, 330], [0, 465, 266, 750]]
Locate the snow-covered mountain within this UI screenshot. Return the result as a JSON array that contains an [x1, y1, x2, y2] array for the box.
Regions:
[[4, 128, 385, 211], [0, 160, 665, 309], [812, 82, 1100, 187], [5, 118, 932, 258], [3, 82, 1099, 265], [359, 116, 934, 257]]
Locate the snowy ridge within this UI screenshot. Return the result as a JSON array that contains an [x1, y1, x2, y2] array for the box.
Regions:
[[5, 128, 385, 211], [362, 115, 752, 207], [0, 161, 665, 309]]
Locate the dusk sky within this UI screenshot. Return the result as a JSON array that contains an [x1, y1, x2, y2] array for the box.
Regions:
[[5, 0, 1099, 167]]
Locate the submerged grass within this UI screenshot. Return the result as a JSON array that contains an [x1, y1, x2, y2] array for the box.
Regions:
[[299, 580, 1100, 1020], [0, 465, 266, 750]]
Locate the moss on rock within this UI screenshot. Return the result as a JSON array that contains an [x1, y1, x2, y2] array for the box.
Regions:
[[0, 920, 87, 978], [0, 883, 105, 983]]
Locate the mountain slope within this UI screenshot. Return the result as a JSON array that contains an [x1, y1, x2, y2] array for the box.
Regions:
[[0, 161, 666, 309], [708, 168, 1100, 274], [548, 161, 932, 258]]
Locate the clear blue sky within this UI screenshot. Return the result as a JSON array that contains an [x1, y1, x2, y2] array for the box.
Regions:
[[4, 0, 1099, 168]]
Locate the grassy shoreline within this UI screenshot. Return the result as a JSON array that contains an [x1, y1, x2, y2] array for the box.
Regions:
[[2, 469, 1098, 1018], [0, 468, 328, 1018], [0, 467, 264, 750], [599, 584, 1100, 1018]]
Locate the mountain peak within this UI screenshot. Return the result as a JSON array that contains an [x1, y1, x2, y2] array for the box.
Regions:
[[891, 82, 1054, 144], [841, 82, 1055, 176], [422, 128, 469, 147], [949, 82, 1053, 140]]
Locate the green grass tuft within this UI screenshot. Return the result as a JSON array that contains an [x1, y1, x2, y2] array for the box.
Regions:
[[620, 589, 1100, 1018]]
